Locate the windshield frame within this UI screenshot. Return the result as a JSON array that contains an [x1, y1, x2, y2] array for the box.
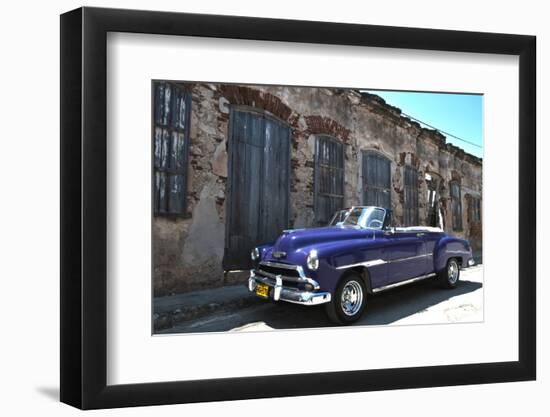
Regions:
[[341, 206, 387, 229], [328, 208, 351, 226]]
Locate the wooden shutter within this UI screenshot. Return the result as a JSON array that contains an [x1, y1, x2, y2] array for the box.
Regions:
[[262, 117, 291, 242], [314, 136, 345, 226], [450, 181, 462, 230], [403, 165, 419, 226], [153, 82, 191, 215], [362, 152, 391, 210]]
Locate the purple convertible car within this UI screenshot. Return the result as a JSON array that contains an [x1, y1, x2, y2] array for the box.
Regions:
[[248, 206, 475, 324]]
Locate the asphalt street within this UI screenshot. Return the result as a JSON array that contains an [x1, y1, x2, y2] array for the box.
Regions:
[[159, 264, 483, 334]]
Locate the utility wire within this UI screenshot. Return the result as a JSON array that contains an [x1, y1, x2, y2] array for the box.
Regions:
[[401, 112, 482, 149]]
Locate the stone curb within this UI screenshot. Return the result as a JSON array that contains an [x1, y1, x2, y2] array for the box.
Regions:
[[153, 286, 263, 331]]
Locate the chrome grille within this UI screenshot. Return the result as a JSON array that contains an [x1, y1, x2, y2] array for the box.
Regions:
[[258, 264, 301, 278]]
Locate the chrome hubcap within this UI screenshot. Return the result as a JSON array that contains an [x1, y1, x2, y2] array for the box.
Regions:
[[448, 260, 459, 284], [340, 280, 364, 316]]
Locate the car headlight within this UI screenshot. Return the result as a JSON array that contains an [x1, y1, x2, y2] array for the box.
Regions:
[[251, 247, 260, 261], [306, 250, 319, 271]]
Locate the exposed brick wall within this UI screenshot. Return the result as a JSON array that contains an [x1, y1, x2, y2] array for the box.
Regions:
[[218, 85, 292, 121], [304, 115, 352, 143]]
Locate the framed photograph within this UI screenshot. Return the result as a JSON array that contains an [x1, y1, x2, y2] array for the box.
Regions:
[[60, 6, 536, 409]]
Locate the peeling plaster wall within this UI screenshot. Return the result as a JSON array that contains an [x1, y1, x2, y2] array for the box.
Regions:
[[153, 83, 483, 296], [153, 84, 229, 295]]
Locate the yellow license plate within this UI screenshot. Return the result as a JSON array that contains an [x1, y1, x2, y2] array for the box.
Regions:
[[255, 283, 270, 298]]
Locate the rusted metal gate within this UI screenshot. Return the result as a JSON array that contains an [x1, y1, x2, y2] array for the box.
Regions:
[[224, 108, 291, 270], [314, 135, 345, 226], [362, 151, 391, 210]]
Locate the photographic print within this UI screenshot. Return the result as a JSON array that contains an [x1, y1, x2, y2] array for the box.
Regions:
[[60, 8, 535, 408], [152, 81, 483, 334]]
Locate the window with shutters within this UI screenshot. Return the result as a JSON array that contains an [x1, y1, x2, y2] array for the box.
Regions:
[[153, 82, 191, 216], [471, 196, 481, 223], [362, 151, 391, 210], [403, 165, 419, 226], [314, 136, 345, 226], [450, 181, 463, 231]]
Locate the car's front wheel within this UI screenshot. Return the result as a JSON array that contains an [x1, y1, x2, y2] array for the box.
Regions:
[[438, 257, 460, 288], [325, 272, 367, 324]]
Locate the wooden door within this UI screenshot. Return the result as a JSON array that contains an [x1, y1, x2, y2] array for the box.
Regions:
[[224, 109, 291, 270]]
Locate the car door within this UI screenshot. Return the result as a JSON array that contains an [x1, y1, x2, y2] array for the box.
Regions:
[[384, 230, 428, 284], [360, 237, 389, 290], [421, 231, 443, 274]]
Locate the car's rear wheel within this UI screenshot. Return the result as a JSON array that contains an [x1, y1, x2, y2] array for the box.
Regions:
[[325, 272, 367, 324], [438, 257, 460, 288]]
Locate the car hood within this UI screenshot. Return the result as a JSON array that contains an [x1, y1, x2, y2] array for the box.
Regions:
[[271, 226, 371, 255]]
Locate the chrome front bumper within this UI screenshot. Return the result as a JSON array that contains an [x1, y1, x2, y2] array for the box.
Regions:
[[248, 270, 332, 306]]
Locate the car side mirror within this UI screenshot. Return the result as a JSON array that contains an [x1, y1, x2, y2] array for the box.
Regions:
[[384, 227, 395, 235]]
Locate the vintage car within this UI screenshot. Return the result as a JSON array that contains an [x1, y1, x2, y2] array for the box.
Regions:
[[248, 206, 475, 324]]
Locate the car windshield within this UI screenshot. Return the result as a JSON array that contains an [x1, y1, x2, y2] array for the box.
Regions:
[[328, 209, 350, 226], [341, 207, 386, 229]]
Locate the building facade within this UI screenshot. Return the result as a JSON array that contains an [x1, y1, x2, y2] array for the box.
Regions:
[[153, 82, 482, 296]]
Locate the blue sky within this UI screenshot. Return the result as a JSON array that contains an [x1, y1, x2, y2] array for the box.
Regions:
[[363, 90, 483, 158]]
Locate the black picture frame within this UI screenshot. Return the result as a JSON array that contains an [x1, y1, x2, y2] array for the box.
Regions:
[[60, 6, 536, 410]]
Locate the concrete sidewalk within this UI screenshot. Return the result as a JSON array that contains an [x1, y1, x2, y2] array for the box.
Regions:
[[153, 282, 261, 331]]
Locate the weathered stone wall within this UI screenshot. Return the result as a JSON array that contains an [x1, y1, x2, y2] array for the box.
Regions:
[[153, 83, 483, 296]]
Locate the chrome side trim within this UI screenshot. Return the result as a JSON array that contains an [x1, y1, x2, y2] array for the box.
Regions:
[[336, 259, 387, 270], [336, 254, 432, 270], [389, 253, 433, 264], [372, 273, 437, 293]]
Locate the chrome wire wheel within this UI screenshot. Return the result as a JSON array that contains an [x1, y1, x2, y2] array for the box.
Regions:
[[340, 280, 364, 316], [448, 259, 459, 284]]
